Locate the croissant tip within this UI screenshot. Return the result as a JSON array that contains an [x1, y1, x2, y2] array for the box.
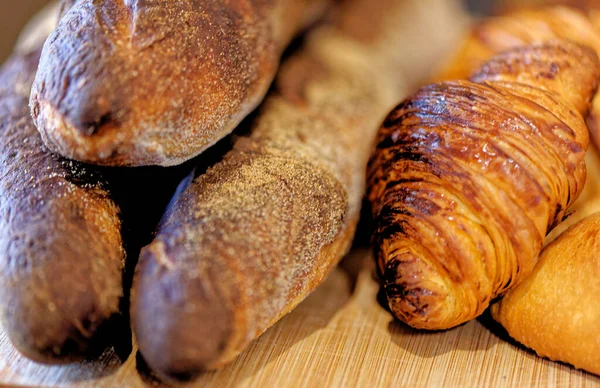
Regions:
[[382, 255, 445, 328]]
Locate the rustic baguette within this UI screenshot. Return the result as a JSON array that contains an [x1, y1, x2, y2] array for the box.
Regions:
[[29, 0, 330, 166], [0, 5, 124, 362], [130, 0, 465, 380]]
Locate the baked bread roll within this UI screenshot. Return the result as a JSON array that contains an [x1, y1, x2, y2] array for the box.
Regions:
[[491, 213, 600, 376], [0, 5, 124, 363], [130, 0, 465, 380], [435, 6, 600, 149], [437, 7, 600, 81], [29, 0, 329, 166], [367, 41, 600, 330]]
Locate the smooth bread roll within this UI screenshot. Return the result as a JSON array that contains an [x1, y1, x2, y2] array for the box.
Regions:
[[492, 213, 600, 376], [30, 0, 330, 166]]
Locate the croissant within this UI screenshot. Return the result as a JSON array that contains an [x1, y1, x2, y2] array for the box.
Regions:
[[437, 6, 600, 82], [436, 6, 600, 147], [545, 144, 600, 243], [367, 41, 600, 330]]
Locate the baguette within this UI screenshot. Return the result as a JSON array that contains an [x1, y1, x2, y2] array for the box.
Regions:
[[130, 0, 465, 380], [30, 0, 330, 166], [491, 213, 600, 376], [367, 41, 600, 330], [0, 5, 124, 363]]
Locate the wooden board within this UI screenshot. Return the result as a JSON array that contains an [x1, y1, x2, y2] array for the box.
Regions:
[[1, 248, 599, 387]]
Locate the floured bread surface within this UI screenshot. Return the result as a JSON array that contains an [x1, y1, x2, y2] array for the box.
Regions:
[[30, 0, 329, 166], [131, 0, 467, 380], [0, 13, 124, 362]]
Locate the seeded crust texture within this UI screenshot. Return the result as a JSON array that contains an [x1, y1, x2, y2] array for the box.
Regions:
[[30, 0, 330, 166], [0, 4, 124, 363], [131, 0, 466, 380]]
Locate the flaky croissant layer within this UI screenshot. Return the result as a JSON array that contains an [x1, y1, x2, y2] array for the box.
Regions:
[[368, 41, 599, 330]]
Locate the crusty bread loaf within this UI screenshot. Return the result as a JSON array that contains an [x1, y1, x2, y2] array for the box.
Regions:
[[130, 0, 466, 380], [0, 6, 124, 363], [491, 213, 600, 376], [30, 0, 330, 166]]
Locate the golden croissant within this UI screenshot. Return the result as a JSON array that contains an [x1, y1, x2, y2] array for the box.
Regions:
[[437, 6, 600, 82], [367, 41, 600, 330], [436, 6, 600, 146]]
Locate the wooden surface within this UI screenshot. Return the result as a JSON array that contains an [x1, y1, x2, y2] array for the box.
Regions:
[[1, 248, 599, 387]]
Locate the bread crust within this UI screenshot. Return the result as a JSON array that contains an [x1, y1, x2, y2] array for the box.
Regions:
[[0, 15, 124, 363], [436, 7, 600, 82], [127, 0, 470, 378], [30, 0, 329, 166], [368, 41, 600, 330], [434, 6, 600, 150], [130, 49, 386, 379], [492, 213, 600, 376]]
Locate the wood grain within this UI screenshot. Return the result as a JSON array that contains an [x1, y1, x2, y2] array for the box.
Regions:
[[1, 248, 598, 387]]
